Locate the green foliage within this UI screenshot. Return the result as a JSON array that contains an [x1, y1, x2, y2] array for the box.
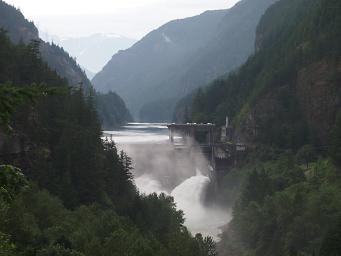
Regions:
[[189, 0, 341, 151], [190, 0, 341, 255], [0, 28, 68, 134], [132, 193, 185, 242], [195, 234, 217, 256], [0, 30, 214, 256], [220, 157, 341, 256], [95, 90, 133, 129], [41, 41, 92, 89], [319, 220, 341, 256], [0, 29, 66, 86], [0, 165, 28, 256], [0, 83, 63, 130], [93, 0, 277, 121], [329, 110, 341, 166], [37, 245, 84, 256], [0, 165, 27, 204], [0, 185, 213, 256], [296, 144, 317, 168], [0, 232, 16, 256], [0, 0, 92, 89], [0, 31, 134, 209]]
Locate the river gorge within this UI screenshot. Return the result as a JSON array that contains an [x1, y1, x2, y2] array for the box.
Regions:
[[103, 123, 231, 240]]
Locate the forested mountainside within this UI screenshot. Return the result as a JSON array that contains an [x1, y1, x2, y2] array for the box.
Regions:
[[0, 29, 215, 255], [92, 8, 227, 120], [0, 0, 91, 89], [95, 91, 133, 129], [92, 0, 277, 121], [183, 0, 341, 255], [0, 0, 133, 128], [189, 0, 340, 150]]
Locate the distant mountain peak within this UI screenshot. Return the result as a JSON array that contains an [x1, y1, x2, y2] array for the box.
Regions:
[[57, 33, 137, 73], [92, 0, 278, 122]]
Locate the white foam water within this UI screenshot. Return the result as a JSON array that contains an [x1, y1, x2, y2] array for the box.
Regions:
[[135, 171, 230, 240], [135, 174, 168, 195], [171, 172, 230, 240], [107, 123, 231, 240]]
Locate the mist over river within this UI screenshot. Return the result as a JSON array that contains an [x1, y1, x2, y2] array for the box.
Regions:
[[103, 123, 231, 240]]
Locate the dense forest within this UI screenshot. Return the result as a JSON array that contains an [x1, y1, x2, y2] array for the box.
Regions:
[[0, 28, 215, 255], [1, 0, 341, 255], [0, 0, 132, 128], [188, 0, 340, 150], [95, 91, 133, 129], [0, 0, 91, 89], [180, 0, 341, 255]]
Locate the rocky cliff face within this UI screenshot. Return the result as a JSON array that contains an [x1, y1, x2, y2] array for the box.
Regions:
[[39, 42, 91, 88], [296, 60, 341, 143], [238, 0, 341, 147], [240, 59, 341, 147], [188, 0, 341, 151]]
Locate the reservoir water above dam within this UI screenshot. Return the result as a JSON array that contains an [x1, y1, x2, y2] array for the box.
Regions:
[[103, 123, 231, 240]]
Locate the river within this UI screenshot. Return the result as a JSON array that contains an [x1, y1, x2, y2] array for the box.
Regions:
[[103, 123, 231, 240]]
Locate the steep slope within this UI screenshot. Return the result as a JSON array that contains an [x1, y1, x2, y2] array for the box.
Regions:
[[92, 9, 227, 119], [0, 0, 38, 43], [39, 42, 92, 88], [0, 30, 214, 256], [84, 67, 96, 80], [0, 0, 91, 88], [92, 0, 277, 121], [0, 0, 133, 127], [183, 0, 341, 255], [171, 0, 278, 96], [95, 91, 133, 129], [189, 0, 340, 149]]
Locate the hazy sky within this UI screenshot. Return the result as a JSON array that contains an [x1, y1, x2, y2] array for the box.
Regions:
[[5, 0, 240, 39]]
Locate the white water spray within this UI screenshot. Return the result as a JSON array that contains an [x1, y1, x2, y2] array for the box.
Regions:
[[108, 123, 231, 240], [171, 170, 230, 240], [135, 174, 168, 195]]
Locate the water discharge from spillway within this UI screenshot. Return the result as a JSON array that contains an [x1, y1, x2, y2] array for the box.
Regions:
[[103, 123, 231, 240], [171, 170, 230, 239], [136, 171, 231, 239]]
